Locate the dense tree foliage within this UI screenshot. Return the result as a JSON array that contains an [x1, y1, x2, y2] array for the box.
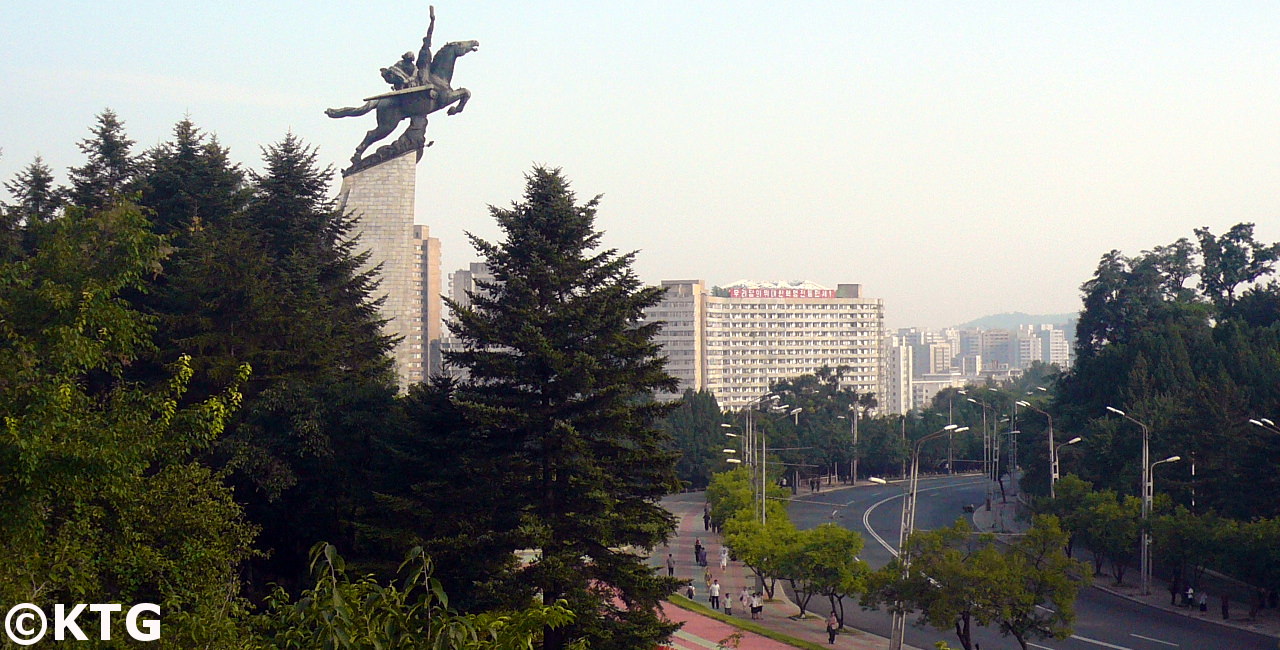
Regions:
[[0, 201, 258, 645], [255, 543, 580, 649], [657, 389, 732, 489], [439, 167, 683, 649], [863, 517, 1085, 650]]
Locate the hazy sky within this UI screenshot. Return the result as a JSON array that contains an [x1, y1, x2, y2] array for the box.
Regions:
[[4, 1, 1279, 329]]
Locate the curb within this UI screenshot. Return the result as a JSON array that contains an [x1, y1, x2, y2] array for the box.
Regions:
[[1089, 582, 1280, 640]]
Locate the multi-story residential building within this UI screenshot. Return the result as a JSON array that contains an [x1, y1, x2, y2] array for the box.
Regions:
[[883, 339, 913, 415], [644, 280, 886, 411]]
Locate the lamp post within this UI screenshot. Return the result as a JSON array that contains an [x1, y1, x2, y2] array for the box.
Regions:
[[1106, 406, 1153, 595], [1251, 417, 1280, 435], [886, 423, 969, 650], [963, 392, 995, 504], [838, 406, 861, 484], [1053, 436, 1082, 488], [1145, 455, 1181, 595], [1016, 400, 1056, 498]]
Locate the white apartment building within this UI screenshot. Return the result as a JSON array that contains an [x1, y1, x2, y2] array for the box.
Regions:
[[645, 280, 886, 411]]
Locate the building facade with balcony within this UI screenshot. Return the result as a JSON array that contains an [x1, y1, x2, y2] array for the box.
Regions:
[[644, 280, 886, 411]]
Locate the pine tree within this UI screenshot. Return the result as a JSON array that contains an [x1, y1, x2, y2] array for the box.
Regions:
[[136, 126, 399, 590], [68, 109, 138, 211], [3, 156, 63, 224], [445, 167, 682, 649]]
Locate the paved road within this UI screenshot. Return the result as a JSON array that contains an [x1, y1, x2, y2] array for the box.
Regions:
[[787, 475, 1278, 650]]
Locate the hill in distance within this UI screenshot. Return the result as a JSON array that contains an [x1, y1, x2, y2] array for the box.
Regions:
[[953, 312, 1076, 330]]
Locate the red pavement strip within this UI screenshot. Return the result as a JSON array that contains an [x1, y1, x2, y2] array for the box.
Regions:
[[659, 601, 797, 650]]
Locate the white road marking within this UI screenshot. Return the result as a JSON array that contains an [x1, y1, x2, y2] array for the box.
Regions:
[[1070, 634, 1133, 649], [1129, 633, 1178, 647], [1028, 644, 1055, 650], [861, 478, 985, 557]]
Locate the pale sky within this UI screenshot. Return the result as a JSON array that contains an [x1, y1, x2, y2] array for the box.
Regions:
[[3, 1, 1279, 329]]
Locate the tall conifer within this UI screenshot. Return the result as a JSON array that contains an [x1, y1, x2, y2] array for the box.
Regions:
[[446, 167, 681, 649]]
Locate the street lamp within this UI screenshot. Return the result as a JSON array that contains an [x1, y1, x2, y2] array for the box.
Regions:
[[888, 423, 969, 650], [1017, 400, 1057, 498], [1250, 418, 1280, 435], [964, 392, 996, 504], [1054, 436, 1082, 485], [1105, 405, 1155, 595]]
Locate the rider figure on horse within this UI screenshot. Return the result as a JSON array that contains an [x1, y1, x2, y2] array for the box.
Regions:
[[378, 6, 439, 94]]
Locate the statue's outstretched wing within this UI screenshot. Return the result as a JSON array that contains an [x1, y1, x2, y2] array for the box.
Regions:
[[361, 85, 437, 102]]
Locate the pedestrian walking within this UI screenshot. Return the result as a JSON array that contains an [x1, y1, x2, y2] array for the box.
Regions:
[[1198, 592, 1208, 612], [703, 504, 711, 531], [739, 586, 750, 616], [686, 583, 695, 600], [724, 590, 733, 616], [703, 565, 712, 588], [750, 592, 763, 620], [694, 539, 703, 566], [719, 546, 729, 571], [1184, 586, 1194, 608], [826, 612, 839, 644], [709, 579, 721, 610], [665, 553, 675, 577]]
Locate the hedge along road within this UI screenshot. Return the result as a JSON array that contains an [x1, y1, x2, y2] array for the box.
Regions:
[[785, 474, 1276, 650]]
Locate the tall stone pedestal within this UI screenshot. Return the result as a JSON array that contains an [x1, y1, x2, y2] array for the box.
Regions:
[[337, 152, 422, 388]]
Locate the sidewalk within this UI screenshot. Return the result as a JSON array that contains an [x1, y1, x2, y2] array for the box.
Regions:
[[971, 485, 1280, 640], [658, 493, 917, 650]]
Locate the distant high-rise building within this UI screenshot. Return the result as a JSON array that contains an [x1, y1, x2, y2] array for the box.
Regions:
[[884, 341, 913, 415], [414, 225, 442, 377], [644, 280, 885, 411]]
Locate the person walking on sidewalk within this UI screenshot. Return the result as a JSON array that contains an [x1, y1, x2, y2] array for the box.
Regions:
[[739, 586, 750, 617], [750, 591, 763, 620], [665, 553, 675, 577], [694, 539, 703, 566], [719, 545, 729, 571], [1198, 592, 1208, 612], [826, 612, 839, 644], [703, 504, 711, 531], [709, 579, 721, 610], [724, 590, 733, 616]]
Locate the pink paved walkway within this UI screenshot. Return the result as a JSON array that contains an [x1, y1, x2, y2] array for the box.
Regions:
[[658, 493, 910, 649]]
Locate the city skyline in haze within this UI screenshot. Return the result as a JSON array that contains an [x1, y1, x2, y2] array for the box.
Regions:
[[3, 1, 1278, 329]]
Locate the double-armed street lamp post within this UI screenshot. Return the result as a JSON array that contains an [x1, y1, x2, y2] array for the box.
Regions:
[[1053, 436, 1082, 488], [878, 423, 969, 650], [1251, 417, 1280, 435], [1013, 396, 1054, 496], [1105, 405, 1160, 595], [962, 391, 995, 504]]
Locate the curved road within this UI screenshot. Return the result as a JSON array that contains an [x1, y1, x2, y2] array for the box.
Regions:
[[786, 474, 1277, 650]]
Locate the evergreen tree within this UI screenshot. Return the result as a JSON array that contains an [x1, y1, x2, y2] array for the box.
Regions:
[[68, 108, 138, 211], [134, 122, 398, 591], [3, 156, 63, 225], [444, 167, 682, 649]]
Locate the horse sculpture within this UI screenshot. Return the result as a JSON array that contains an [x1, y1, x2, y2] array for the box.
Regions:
[[326, 39, 478, 173]]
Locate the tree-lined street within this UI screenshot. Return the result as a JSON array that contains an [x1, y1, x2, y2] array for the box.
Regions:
[[786, 476, 1277, 649]]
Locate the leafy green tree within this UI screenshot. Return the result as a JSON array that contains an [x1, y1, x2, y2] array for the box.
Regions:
[[1149, 505, 1224, 606], [68, 108, 139, 211], [257, 543, 581, 649], [443, 167, 682, 649], [863, 517, 1084, 650], [0, 202, 258, 645], [990, 516, 1088, 650], [722, 512, 795, 600], [1196, 223, 1280, 312], [775, 523, 868, 622], [1074, 490, 1140, 583]]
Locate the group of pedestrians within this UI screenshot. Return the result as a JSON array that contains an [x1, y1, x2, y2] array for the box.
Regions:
[[680, 531, 767, 623]]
